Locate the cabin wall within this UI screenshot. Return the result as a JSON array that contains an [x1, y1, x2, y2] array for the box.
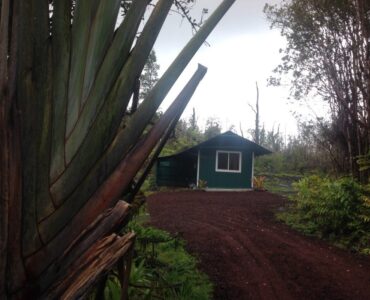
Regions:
[[156, 156, 197, 187], [199, 147, 252, 189]]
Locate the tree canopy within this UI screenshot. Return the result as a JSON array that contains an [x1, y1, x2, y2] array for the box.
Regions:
[[265, 0, 370, 181]]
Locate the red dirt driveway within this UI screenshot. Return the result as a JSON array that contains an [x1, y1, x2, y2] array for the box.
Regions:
[[147, 191, 370, 300]]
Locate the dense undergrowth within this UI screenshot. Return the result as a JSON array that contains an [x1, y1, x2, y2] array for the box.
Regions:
[[277, 176, 370, 255], [128, 222, 212, 299], [96, 208, 212, 299]]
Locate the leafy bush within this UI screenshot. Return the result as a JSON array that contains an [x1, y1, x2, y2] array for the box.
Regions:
[[127, 221, 213, 300], [89, 206, 212, 300], [280, 176, 370, 254], [357, 151, 370, 172], [255, 153, 285, 174]]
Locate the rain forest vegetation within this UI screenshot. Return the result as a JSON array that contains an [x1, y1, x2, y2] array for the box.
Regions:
[[0, 0, 236, 298], [159, 113, 223, 158], [126, 216, 212, 299], [88, 208, 212, 299], [263, 0, 370, 254], [277, 176, 370, 255], [265, 0, 370, 183], [140, 110, 224, 193]]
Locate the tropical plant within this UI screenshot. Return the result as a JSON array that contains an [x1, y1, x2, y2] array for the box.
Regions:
[[198, 179, 208, 189], [0, 0, 235, 298], [140, 50, 160, 102], [126, 221, 213, 300], [357, 151, 370, 173], [253, 176, 266, 191], [286, 176, 370, 252]]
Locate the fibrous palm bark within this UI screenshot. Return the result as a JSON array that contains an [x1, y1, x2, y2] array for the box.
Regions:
[[0, 0, 235, 298]]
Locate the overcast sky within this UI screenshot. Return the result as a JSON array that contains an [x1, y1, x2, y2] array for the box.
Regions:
[[152, 0, 324, 137]]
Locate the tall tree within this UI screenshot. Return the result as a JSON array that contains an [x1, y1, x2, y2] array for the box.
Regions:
[[248, 81, 260, 144], [204, 117, 222, 139], [189, 107, 199, 132], [131, 50, 160, 113], [0, 0, 235, 298], [140, 50, 160, 101], [266, 125, 284, 152], [265, 0, 370, 181]]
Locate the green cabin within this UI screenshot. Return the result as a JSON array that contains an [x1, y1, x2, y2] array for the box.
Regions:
[[156, 131, 272, 190]]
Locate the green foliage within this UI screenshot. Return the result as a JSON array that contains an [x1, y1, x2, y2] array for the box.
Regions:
[[189, 108, 199, 132], [129, 226, 213, 299], [357, 151, 370, 172], [140, 171, 158, 195], [279, 176, 370, 254], [255, 153, 285, 174], [1, 0, 237, 297], [204, 117, 222, 140], [126, 220, 213, 300], [264, 0, 370, 181], [160, 118, 203, 157], [256, 125, 284, 152], [141, 113, 222, 194], [254, 122, 335, 176], [103, 276, 122, 300], [92, 209, 213, 300], [140, 50, 160, 101], [293, 176, 363, 234], [256, 173, 301, 197]]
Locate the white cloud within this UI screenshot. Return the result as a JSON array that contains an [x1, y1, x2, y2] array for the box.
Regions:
[[152, 0, 325, 137]]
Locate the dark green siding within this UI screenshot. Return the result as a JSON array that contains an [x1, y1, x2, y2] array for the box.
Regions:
[[156, 155, 197, 187], [156, 132, 271, 189], [198, 147, 252, 189]]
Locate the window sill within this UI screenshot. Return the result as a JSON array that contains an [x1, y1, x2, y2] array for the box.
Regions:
[[215, 169, 242, 173]]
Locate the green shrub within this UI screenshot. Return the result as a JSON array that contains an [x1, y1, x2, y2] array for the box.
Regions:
[[89, 208, 213, 300], [255, 153, 285, 174], [282, 176, 370, 253], [127, 221, 213, 300]]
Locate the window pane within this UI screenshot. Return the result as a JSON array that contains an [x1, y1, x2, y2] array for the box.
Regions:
[[217, 152, 228, 170], [229, 153, 240, 171]]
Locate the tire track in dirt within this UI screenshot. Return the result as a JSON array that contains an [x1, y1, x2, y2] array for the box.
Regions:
[[190, 219, 294, 300], [147, 191, 370, 300]]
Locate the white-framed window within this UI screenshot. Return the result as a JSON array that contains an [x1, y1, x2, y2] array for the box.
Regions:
[[215, 150, 242, 173]]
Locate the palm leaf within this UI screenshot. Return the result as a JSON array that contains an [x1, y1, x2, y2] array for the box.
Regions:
[[66, 0, 99, 135], [0, 0, 236, 298], [50, 0, 71, 182]]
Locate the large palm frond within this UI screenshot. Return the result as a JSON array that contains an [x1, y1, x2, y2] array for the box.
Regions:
[[0, 0, 235, 298]]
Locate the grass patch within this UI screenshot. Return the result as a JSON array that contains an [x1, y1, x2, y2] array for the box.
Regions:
[[276, 209, 319, 236], [257, 173, 302, 197]]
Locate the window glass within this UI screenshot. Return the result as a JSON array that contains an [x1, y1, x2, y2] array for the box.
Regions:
[[217, 152, 228, 170], [229, 153, 240, 171]]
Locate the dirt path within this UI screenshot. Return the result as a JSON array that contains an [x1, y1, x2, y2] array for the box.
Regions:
[[147, 191, 370, 300]]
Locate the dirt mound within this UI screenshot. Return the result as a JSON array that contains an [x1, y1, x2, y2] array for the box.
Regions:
[[147, 191, 370, 300]]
